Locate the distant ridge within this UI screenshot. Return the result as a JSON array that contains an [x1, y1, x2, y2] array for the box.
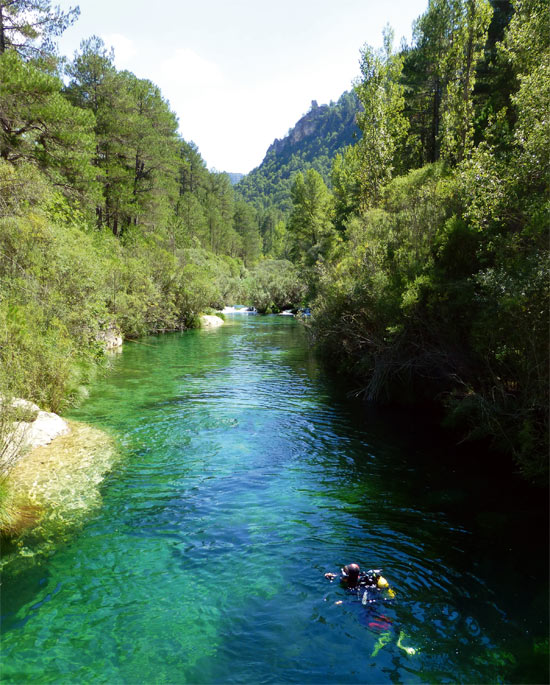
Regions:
[[226, 172, 245, 185], [236, 91, 361, 213]]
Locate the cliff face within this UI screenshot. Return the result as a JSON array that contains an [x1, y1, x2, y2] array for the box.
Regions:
[[236, 92, 361, 213], [268, 102, 331, 156]]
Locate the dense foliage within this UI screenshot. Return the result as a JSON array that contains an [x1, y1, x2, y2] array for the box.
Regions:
[[244, 260, 306, 314], [297, 0, 548, 482], [0, 160, 250, 410], [0, 4, 306, 418], [235, 0, 548, 481]]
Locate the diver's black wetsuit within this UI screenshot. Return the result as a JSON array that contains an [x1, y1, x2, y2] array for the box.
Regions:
[[347, 570, 379, 588], [331, 570, 391, 605]]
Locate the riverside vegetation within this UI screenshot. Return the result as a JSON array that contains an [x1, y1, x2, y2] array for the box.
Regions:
[[236, 0, 548, 484], [0, 0, 547, 535], [0, 0, 305, 531]]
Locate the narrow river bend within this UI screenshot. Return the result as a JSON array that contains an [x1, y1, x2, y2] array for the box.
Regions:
[[1, 316, 547, 683]]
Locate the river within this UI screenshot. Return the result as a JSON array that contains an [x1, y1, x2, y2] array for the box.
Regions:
[[1, 315, 548, 683]]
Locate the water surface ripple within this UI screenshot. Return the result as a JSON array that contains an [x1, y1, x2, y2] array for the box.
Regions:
[[1, 316, 547, 683]]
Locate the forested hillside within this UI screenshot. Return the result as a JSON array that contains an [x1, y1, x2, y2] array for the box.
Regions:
[[243, 0, 549, 482], [235, 91, 360, 252], [237, 92, 360, 214]]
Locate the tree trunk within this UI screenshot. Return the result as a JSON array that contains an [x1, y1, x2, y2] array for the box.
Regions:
[[0, 5, 6, 54], [431, 78, 441, 162], [460, 2, 476, 161]]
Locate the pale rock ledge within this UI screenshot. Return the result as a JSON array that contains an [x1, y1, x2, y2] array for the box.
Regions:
[[96, 327, 123, 350], [200, 314, 224, 328], [1, 398, 71, 469]]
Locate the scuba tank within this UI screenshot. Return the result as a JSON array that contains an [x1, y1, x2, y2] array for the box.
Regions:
[[370, 571, 396, 598], [377, 575, 396, 598]]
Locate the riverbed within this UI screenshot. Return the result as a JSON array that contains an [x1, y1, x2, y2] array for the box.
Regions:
[[1, 315, 547, 683]]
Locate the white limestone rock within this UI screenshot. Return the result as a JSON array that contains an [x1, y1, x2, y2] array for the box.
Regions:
[[1, 398, 71, 469], [96, 327, 123, 350], [200, 314, 224, 328], [24, 409, 70, 449]]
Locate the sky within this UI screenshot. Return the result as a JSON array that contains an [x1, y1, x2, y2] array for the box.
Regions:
[[55, 0, 429, 174]]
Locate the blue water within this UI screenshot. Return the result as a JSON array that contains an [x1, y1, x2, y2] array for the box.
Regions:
[[1, 315, 548, 683]]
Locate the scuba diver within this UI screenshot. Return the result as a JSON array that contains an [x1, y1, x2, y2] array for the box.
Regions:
[[324, 563, 394, 598], [324, 563, 416, 657]]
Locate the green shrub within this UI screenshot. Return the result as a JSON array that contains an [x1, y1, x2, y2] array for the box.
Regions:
[[247, 259, 307, 313]]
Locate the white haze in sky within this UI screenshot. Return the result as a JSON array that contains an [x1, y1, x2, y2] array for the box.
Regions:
[[56, 0, 428, 173]]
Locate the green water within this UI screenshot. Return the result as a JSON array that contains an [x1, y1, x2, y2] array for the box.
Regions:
[[1, 316, 548, 683]]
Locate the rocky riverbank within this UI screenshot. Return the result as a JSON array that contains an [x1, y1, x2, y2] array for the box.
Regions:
[[1, 399, 71, 468], [1, 401, 118, 565]]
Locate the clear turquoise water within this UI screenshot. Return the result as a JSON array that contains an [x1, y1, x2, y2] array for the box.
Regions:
[[1, 316, 548, 683]]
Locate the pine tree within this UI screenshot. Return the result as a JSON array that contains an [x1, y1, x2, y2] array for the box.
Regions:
[[0, 0, 79, 59], [66, 38, 180, 235], [0, 50, 96, 196]]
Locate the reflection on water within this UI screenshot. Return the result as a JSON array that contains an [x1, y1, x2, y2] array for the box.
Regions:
[[1, 316, 548, 684]]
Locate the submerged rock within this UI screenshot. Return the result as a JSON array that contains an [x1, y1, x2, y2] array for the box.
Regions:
[[8, 420, 116, 511], [1, 419, 118, 571]]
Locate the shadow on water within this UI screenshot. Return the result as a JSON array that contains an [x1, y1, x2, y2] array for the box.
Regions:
[[313, 372, 549, 684], [1, 316, 548, 684]]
